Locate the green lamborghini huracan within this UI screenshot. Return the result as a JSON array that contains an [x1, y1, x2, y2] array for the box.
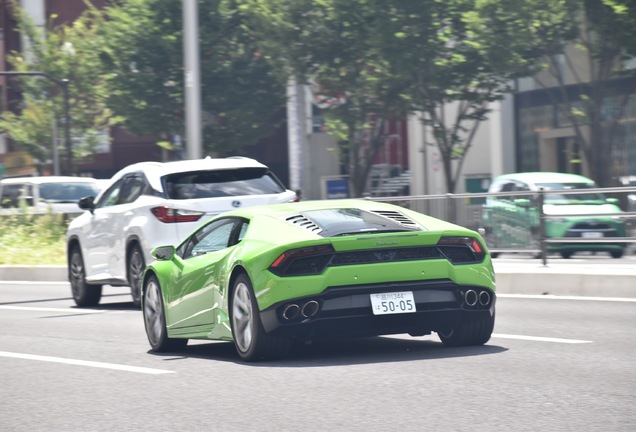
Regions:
[[141, 199, 496, 361]]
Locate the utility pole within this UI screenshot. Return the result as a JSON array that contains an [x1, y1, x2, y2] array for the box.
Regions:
[[183, 0, 202, 160], [0, 71, 72, 175]]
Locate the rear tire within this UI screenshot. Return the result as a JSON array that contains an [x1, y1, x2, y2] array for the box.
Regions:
[[230, 273, 290, 361], [438, 311, 495, 347], [610, 250, 624, 259], [127, 244, 145, 308], [142, 274, 187, 352], [69, 246, 102, 307], [560, 251, 574, 259]]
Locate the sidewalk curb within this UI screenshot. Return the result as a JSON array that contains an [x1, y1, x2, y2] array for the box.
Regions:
[[1, 264, 634, 298], [494, 270, 635, 298], [0, 265, 67, 282]]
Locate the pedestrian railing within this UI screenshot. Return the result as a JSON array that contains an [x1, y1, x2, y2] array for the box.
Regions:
[[368, 186, 636, 264]]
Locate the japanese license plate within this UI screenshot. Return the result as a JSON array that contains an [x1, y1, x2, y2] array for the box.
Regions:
[[370, 291, 416, 315], [582, 232, 604, 238]]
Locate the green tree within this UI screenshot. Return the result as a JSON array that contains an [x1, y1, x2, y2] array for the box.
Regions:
[[245, 0, 558, 195], [0, 4, 119, 174], [241, 0, 409, 197], [476, 0, 636, 187], [375, 0, 562, 193], [98, 0, 287, 155]]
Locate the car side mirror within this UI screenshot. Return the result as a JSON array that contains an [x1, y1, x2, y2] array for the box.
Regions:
[[78, 196, 96, 213], [606, 197, 619, 205], [513, 198, 531, 208], [152, 245, 175, 261]]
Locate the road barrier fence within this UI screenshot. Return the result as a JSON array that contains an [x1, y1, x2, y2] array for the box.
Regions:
[[369, 186, 636, 264]]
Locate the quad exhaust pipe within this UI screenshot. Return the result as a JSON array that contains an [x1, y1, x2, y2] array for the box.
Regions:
[[281, 300, 320, 321], [302, 300, 319, 318], [463, 289, 491, 308], [479, 290, 491, 306], [282, 304, 300, 320], [464, 290, 478, 307]]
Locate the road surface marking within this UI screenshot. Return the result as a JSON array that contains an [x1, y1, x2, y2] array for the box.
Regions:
[[0, 305, 106, 314], [491, 334, 592, 344], [0, 281, 69, 285], [0, 351, 175, 375], [497, 293, 636, 302]]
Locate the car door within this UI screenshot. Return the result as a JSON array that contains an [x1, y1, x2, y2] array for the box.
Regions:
[[511, 181, 537, 247], [82, 174, 146, 281], [82, 179, 125, 280], [166, 217, 246, 334], [490, 180, 519, 248]]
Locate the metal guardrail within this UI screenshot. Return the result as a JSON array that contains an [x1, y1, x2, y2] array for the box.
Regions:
[[369, 186, 636, 264]]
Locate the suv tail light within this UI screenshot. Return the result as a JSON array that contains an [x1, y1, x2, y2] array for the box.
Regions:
[[150, 206, 204, 223], [269, 244, 335, 276]]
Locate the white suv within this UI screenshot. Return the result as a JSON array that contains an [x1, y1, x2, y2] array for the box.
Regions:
[[66, 157, 296, 307]]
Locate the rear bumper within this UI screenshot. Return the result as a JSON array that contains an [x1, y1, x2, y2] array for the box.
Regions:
[[547, 242, 625, 252], [259, 279, 495, 339]]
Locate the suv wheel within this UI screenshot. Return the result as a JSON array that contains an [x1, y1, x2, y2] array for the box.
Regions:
[[69, 246, 102, 307], [127, 244, 145, 308]]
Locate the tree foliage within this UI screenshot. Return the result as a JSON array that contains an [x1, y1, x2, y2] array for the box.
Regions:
[[475, 0, 636, 187], [241, 0, 411, 196], [5, 0, 633, 190], [0, 4, 118, 174], [244, 0, 560, 194], [98, 0, 287, 155], [374, 0, 564, 193]]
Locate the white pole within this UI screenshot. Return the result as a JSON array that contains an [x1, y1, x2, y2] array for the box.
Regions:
[[286, 77, 303, 193], [183, 0, 202, 159], [52, 119, 60, 175]]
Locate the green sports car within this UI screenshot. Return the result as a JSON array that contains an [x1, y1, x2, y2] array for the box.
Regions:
[[142, 199, 496, 361]]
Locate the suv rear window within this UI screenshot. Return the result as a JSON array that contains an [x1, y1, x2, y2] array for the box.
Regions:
[[164, 168, 286, 199]]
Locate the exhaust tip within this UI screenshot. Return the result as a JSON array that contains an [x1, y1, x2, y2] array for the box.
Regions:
[[301, 300, 320, 318], [464, 290, 478, 307], [479, 290, 491, 306], [282, 304, 300, 320]]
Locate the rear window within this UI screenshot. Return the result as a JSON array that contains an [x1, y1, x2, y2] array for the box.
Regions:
[[164, 168, 286, 199], [302, 208, 420, 237]]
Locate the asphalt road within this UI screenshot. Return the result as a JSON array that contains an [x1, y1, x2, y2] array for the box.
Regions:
[[1, 282, 635, 432], [2, 252, 636, 297]]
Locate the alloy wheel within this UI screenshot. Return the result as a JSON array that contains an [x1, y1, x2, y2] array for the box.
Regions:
[[129, 247, 145, 305], [144, 279, 163, 347], [232, 281, 254, 353], [69, 250, 85, 299]]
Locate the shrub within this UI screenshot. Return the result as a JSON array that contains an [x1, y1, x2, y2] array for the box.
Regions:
[[0, 211, 67, 265]]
